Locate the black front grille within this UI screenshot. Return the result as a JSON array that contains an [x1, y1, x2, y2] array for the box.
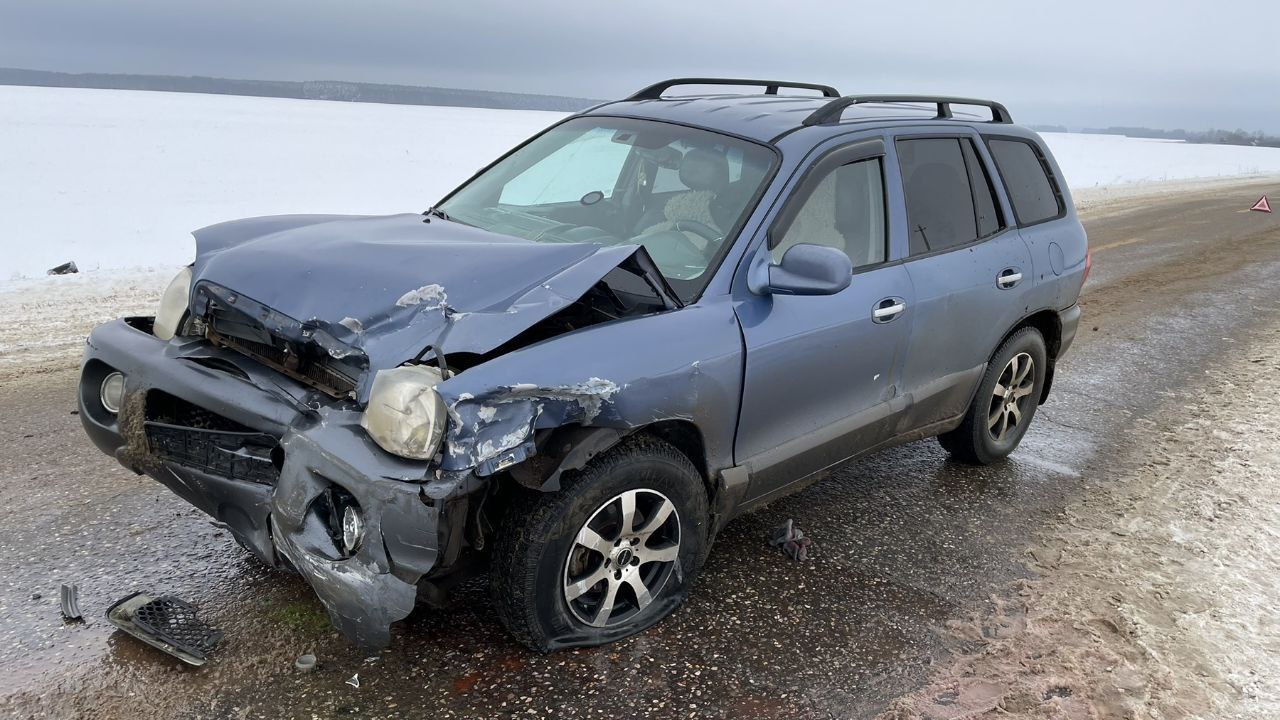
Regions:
[[146, 422, 279, 485], [130, 596, 223, 661], [144, 391, 279, 485]]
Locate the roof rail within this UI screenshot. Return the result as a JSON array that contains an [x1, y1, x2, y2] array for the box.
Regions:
[[628, 78, 841, 101], [803, 95, 1013, 126]]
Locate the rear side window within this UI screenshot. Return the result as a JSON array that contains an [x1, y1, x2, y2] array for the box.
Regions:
[[987, 138, 1063, 225], [960, 140, 1001, 238], [897, 138, 1003, 254]]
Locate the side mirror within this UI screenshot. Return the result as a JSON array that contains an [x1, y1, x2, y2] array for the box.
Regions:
[[760, 243, 852, 296]]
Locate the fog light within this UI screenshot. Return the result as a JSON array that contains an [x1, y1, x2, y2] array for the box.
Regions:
[[100, 372, 125, 414], [341, 505, 364, 555]]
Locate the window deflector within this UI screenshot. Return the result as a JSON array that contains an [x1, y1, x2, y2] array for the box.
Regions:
[[767, 138, 886, 250]]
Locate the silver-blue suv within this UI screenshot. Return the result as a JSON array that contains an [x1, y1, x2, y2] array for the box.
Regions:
[[78, 78, 1089, 651]]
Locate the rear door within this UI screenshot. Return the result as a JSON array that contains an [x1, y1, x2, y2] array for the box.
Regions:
[[734, 138, 914, 504], [891, 132, 1032, 431], [984, 135, 1082, 311]]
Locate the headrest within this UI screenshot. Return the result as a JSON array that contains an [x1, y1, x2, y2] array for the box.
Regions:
[[678, 149, 730, 192]]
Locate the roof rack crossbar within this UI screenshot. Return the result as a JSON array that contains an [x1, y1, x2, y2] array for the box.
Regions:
[[628, 78, 841, 101], [803, 95, 1013, 126]]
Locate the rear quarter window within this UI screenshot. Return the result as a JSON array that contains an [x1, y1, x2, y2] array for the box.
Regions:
[[987, 138, 1063, 225]]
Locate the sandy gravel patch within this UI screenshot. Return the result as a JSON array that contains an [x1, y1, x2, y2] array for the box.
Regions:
[[881, 325, 1280, 719]]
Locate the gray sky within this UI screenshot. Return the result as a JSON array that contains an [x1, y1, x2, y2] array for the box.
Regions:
[[3, 0, 1277, 132]]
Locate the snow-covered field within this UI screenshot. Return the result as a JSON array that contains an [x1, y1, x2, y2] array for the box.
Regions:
[[1042, 132, 1280, 189], [3, 84, 1280, 290], [0, 86, 562, 287]]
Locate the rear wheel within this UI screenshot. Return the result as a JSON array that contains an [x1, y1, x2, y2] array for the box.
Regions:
[[939, 327, 1047, 464], [490, 436, 709, 651]]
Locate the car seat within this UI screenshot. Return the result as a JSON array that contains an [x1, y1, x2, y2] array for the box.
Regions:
[[641, 149, 731, 250]]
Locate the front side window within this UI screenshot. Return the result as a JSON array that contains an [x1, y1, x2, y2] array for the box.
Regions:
[[897, 137, 1002, 255], [987, 138, 1063, 225], [439, 117, 775, 301], [771, 158, 886, 268]]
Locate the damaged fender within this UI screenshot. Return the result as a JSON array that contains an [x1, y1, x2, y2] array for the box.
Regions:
[[435, 294, 746, 494]]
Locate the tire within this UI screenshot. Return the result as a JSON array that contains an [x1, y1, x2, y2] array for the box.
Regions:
[[490, 435, 709, 652], [938, 326, 1048, 465]]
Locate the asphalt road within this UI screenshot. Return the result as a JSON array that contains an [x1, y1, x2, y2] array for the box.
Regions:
[[1, 180, 1278, 719]]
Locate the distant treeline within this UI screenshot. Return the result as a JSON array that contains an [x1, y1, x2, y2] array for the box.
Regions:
[[1030, 123, 1280, 149], [0, 67, 598, 112]]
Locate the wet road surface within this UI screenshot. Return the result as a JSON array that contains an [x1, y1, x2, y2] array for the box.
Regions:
[[2, 180, 1278, 719]]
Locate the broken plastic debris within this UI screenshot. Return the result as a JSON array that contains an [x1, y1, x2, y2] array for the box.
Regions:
[[294, 653, 317, 672], [60, 583, 83, 621], [47, 261, 79, 275], [106, 592, 223, 666], [769, 519, 813, 561], [346, 673, 361, 688]]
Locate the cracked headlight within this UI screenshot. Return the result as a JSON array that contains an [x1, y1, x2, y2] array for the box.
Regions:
[[361, 365, 447, 460], [153, 266, 192, 341]]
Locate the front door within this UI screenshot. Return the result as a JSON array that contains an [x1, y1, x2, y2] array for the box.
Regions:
[[734, 140, 914, 504]]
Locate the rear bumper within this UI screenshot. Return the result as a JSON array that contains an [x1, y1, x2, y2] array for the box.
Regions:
[[1057, 303, 1082, 358], [78, 318, 478, 648]]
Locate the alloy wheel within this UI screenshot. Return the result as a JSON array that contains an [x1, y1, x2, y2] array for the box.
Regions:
[[562, 488, 681, 628], [988, 352, 1035, 442]]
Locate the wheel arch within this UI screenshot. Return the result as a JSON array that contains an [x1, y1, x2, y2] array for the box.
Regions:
[[998, 308, 1062, 403], [507, 420, 712, 495]]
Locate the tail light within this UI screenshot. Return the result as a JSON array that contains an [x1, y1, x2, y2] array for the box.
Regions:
[[1082, 247, 1092, 285]]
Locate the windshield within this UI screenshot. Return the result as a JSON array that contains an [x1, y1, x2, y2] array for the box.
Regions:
[[438, 117, 775, 301]]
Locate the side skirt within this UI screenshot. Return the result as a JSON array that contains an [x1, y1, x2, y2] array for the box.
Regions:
[[720, 411, 967, 520]]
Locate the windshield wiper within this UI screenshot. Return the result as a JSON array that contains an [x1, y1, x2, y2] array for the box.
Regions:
[[423, 206, 477, 228]]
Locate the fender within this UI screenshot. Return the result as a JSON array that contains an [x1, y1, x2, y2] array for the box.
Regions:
[[507, 426, 631, 492]]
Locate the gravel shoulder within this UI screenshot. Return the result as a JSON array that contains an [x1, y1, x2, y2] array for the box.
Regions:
[[881, 324, 1280, 719]]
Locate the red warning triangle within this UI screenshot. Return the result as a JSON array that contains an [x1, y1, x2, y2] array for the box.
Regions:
[[1251, 195, 1272, 213]]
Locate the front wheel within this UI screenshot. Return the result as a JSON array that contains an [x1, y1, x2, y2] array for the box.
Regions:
[[938, 326, 1047, 464], [490, 436, 709, 651]]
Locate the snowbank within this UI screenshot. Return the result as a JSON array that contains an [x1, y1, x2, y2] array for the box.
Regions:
[[3, 84, 1280, 290]]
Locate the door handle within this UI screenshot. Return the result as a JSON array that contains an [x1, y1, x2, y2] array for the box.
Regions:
[[997, 268, 1023, 289], [873, 297, 906, 323]]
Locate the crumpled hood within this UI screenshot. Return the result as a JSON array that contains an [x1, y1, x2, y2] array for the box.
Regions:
[[190, 213, 659, 380]]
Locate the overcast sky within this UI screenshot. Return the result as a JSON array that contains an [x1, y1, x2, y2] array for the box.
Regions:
[[3, 0, 1277, 132]]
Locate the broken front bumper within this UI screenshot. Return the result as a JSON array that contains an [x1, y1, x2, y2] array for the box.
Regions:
[[78, 318, 476, 648]]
